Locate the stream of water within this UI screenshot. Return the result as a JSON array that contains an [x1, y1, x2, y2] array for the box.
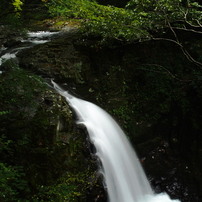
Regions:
[[52, 81, 180, 202], [0, 31, 59, 73]]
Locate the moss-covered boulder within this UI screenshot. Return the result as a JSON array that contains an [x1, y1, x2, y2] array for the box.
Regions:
[[17, 30, 91, 85], [0, 66, 102, 201]]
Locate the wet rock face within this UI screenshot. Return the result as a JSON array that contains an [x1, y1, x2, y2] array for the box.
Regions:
[[17, 31, 91, 85], [0, 67, 73, 170], [3, 38, 22, 48], [0, 67, 102, 200], [0, 26, 8, 46], [0, 25, 24, 48]]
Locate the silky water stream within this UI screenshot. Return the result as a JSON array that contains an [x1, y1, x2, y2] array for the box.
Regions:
[[52, 81, 180, 202], [0, 31, 59, 73]]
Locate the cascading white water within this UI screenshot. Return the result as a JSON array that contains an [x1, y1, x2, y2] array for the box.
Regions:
[[0, 31, 60, 73], [0, 52, 17, 66], [21, 31, 59, 44], [52, 81, 180, 202]]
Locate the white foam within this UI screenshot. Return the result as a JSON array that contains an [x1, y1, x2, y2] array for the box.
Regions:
[[27, 31, 59, 38], [21, 39, 49, 44], [0, 53, 17, 66], [142, 193, 180, 202]]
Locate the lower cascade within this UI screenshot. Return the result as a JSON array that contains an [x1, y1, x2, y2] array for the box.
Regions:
[[52, 81, 180, 202]]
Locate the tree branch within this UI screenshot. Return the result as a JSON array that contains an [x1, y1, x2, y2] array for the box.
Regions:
[[140, 63, 193, 82], [152, 37, 183, 47], [196, 19, 202, 28], [152, 37, 202, 69], [157, 15, 202, 69], [172, 27, 202, 34]]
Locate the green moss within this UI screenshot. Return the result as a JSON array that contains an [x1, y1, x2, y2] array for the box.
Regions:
[[0, 66, 98, 200], [0, 163, 29, 201]]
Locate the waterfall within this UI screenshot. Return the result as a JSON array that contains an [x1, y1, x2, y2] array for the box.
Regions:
[[52, 81, 180, 202]]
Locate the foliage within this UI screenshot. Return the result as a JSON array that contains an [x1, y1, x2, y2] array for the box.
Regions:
[[33, 170, 97, 201], [0, 67, 45, 117], [96, 0, 130, 7], [0, 67, 46, 200], [0, 66, 99, 201], [0, 1, 22, 28], [126, 0, 202, 29], [0, 163, 29, 201], [0, 0, 48, 26], [47, 0, 150, 41], [12, 0, 23, 12], [0, 111, 10, 116], [46, 0, 202, 42], [0, 0, 23, 17]]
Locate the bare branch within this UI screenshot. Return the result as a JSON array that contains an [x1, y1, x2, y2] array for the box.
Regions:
[[179, 8, 202, 28], [196, 19, 202, 28], [167, 20, 179, 42], [182, 48, 202, 68], [185, 20, 202, 28], [152, 37, 183, 47], [152, 37, 202, 69], [140, 63, 193, 82], [172, 27, 202, 34], [165, 19, 202, 69], [183, 9, 189, 21]]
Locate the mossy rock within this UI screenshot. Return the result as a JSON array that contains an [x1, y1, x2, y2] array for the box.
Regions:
[[0, 67, 101, 201], [17, 31, 91, 85]]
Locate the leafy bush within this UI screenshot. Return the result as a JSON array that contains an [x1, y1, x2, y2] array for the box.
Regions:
[[33, 170, 97, 201], [0, 66, 99, 200], [0, 67, 45, 117], [12, 0, 23, 13], [46, 0, 202, 42], [0, 163, 28, 201], [47, 0, 150, 41], [0, 0, 23, 21]]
